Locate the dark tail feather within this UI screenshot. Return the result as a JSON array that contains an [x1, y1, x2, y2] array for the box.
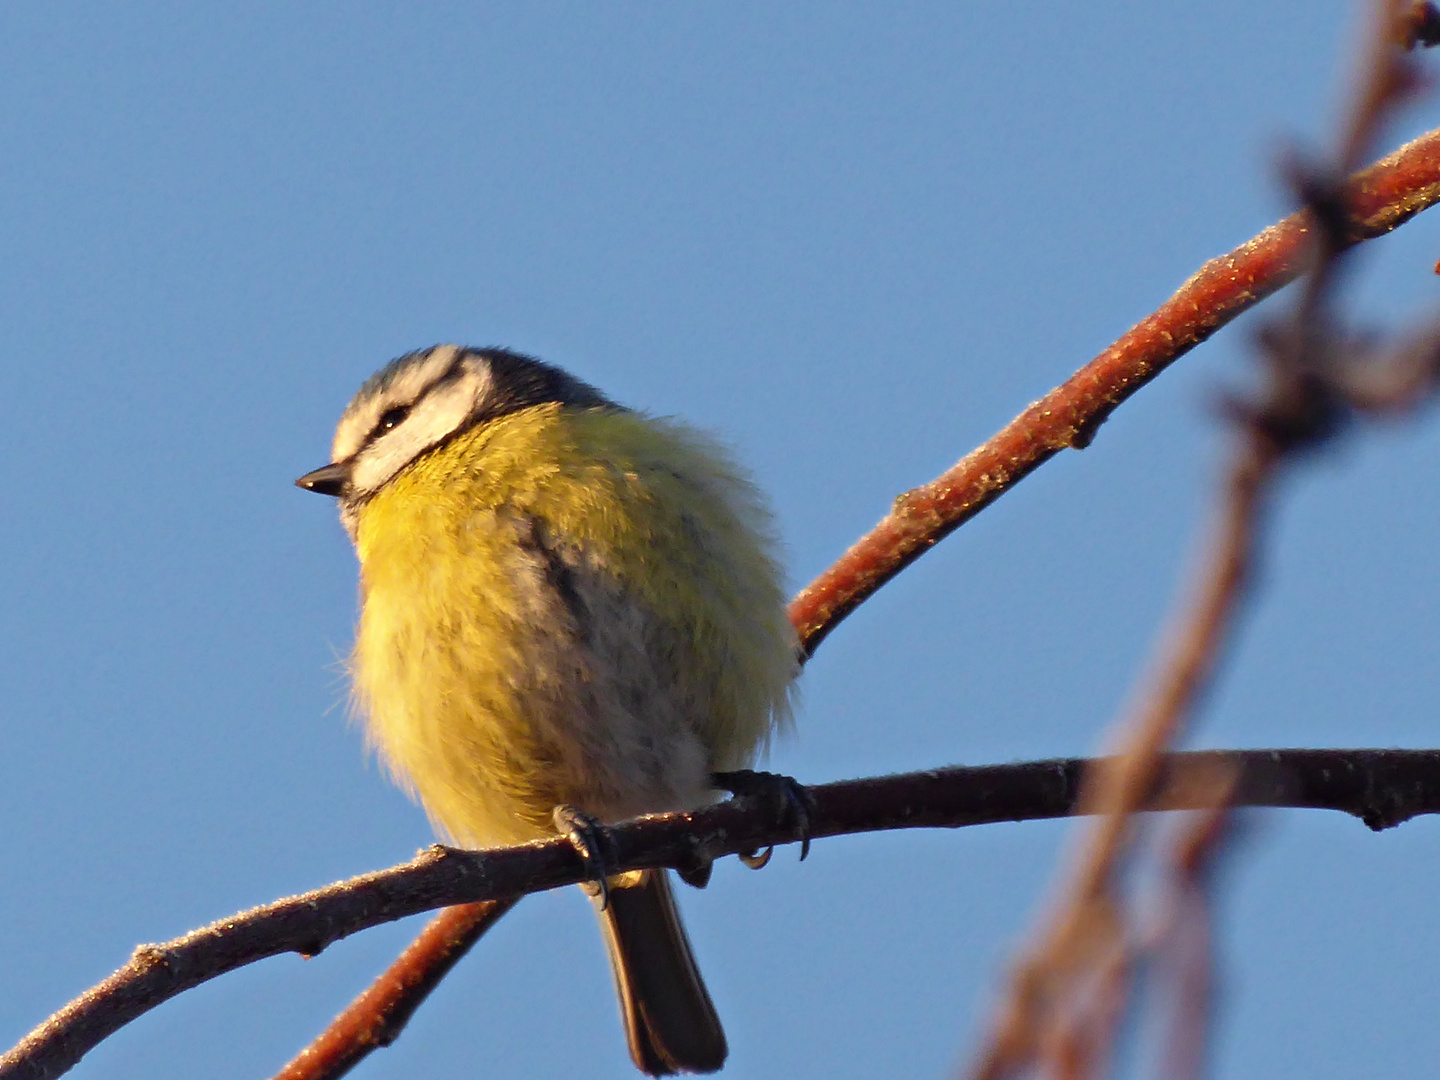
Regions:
[[593, 869, 727, 1075]]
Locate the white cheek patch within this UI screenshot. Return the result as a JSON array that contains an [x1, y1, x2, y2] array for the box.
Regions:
[[348, 364, 494, 495], [332, 345, 465, 463]]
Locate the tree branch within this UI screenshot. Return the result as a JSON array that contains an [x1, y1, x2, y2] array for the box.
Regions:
[[7, 747, 1440, 1080], [787, 123, 1440, 658], [269, 899, 517, 1080]]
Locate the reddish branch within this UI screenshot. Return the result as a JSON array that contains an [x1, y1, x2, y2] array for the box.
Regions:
[[1155, 803, 1236, 1080], [787, 123, 1440, 659], [270, 899, 516, 1080], [8, 748, 1440, 1080]]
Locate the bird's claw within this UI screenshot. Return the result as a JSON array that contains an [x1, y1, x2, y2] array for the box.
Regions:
[[712, 769, 815, 865], [739, 846, 773, 870], [553, 804, 614, 911]]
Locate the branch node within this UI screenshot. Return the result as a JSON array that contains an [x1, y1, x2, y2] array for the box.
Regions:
[[130, 943, 171, 972], [1066, 405, 1111, 449], [1359, 794, 1419, 831]]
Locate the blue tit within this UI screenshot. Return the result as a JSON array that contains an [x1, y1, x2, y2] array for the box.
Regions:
[[297, 345, 797, 1075]]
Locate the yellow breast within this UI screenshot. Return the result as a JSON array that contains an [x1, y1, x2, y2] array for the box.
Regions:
[[349, 404, 796, 847]]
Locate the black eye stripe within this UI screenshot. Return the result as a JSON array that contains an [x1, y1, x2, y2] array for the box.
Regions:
[[371, 405, 411, 441]]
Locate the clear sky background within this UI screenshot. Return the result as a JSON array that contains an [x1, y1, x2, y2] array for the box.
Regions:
[[4, 4, 1440, 1078]]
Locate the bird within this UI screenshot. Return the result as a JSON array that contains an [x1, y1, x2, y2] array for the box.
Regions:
[[296, 344, 798, 1074]]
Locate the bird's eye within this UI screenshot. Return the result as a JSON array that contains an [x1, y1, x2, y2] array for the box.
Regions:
[[377, 405, 410, 433]]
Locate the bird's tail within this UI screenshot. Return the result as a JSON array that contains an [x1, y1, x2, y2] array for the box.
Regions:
[[593, 868, 728, 1075]]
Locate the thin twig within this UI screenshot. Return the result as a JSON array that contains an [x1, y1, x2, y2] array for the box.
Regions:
[[270, 899, 516, 1080], [8, 747, 1440, 1080]]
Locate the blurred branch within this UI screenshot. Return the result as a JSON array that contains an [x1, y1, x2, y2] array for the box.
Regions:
[[1153, 801, 1237, 1080], [9, 747, 1440, 1080], [966, 415, 1276, 1080], [1406, 2, 1440, 48], [964, 6, 1440, 1076]]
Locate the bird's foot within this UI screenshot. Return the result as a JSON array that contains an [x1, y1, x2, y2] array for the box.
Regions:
[[712, 769, 815, 868], [553, 805, 615, 911]]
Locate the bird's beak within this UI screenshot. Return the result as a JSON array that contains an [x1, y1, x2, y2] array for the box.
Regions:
[[295, 462, 351, 497]]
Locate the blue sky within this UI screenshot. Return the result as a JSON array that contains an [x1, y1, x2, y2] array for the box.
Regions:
[[4, 4, 1440, 1078]]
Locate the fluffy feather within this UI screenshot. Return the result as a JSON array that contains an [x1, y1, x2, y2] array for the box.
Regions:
[[350, 401, 796, 845]]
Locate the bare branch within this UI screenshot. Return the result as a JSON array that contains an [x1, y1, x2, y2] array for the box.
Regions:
[[1153, 800, 1237, 1080], [270, 900, 516, 1080], [787, 124, 1440, 658], [8, 747, 1440, 1080], [966, 424, 1276, 1080]]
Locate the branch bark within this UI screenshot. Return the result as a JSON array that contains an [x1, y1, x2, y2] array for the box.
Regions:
[[7, 747, 1440, 1080], [270, 899, 517, 1080], [787, 123, 1440, 658]]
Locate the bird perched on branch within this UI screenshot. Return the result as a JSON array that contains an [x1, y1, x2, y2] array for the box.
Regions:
[[297, 344, 797, 1074]]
